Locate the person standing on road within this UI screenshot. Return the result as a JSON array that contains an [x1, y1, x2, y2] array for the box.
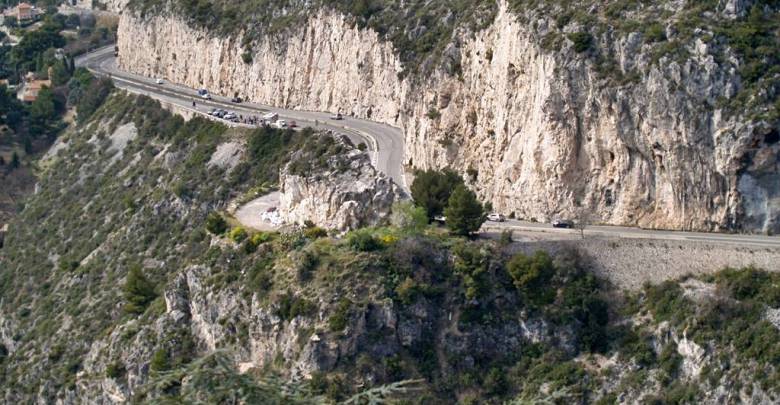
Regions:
[[192, 100, 196, 108]]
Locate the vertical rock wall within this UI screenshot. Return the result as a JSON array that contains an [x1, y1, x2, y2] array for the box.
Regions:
[[117, 2, 779, 233]]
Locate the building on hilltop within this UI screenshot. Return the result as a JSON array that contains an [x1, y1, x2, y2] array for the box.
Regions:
[[16, 71, 51, 103], [3, 2, 43, 23]]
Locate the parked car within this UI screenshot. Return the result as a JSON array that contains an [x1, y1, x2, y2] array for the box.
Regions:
[[487, 213, 506, 222], [231, 96, 242, 103], [288, 120, 297, 128], [197, 89, 208, 96], [208, 108, 218, 115], [155, 78, 164, 84], [552, 219, 573, 228], [275, 120, 288, 129], [200, 93, 211, 100], [224, 112, 237, 120], [433, 215, 446, 223], [330, 113, 343, 120]]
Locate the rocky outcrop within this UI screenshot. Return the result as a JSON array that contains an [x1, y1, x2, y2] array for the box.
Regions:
[[117, 1, 779, 233], [278, 137, 398, 231]]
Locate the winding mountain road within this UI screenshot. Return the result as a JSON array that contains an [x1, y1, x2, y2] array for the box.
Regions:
[[75, 45, 408, 190], [75, 46, 780, 248]]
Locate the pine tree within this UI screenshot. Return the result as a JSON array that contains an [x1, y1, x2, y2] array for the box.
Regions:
[[123, 266, 157, 315], [443, 184, 485, 236], [10, 152, 20, 169], [410, 169, 464, 220]]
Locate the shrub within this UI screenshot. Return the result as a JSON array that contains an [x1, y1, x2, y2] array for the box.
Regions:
[[395, 277, 419, 305], [149, 348, 169, 372], [499, 229, 513, 246], [244, 231, 272, 253], [390, 201, 427, 233], [347, 230, 381, 252], [452, 243, 489, 300], [296, 250, 320, 282], [205, 212, 228, 235], [229, 226, 248, 243], [106, 361, 125, 379], [304, 226, 328, 239], [275, 291, 316, 321], [644, 23, 666, 43], [506, 251, 556, 305], [241, 51, 253, 64], [568, 32, 592, 53], [328, 297, 352, 332], [123, 266, 157, 315]]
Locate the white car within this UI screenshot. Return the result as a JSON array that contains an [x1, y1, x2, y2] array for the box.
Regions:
[[200, 93, 211, 100], [433, 215, 446, 223], [155, 78, 164, 84], [487, 213, 506, 222], [275, 120, 288, 129]]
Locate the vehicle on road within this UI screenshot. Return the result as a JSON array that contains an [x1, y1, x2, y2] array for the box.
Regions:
[[331, 113, 343, 120], [288, 120, 297, 128], [487, 213, 506, 222], [275, 120, 288, 129], [552, 219, 573, 228], [201, 93, 211, 100], [155, 78, 164, 84], [263, 112, 278, 122], [231, 96, 242, 103], [224, 112, 237, 120]]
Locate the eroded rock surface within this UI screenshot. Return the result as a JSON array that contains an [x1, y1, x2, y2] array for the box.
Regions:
[[117, 1, 779, 233]]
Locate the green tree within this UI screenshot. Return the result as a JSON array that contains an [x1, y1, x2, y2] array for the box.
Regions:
[[443, 184, 485, 236], [149, 348, 169, 372], [10, 152, 20, 169], [76, 77, 113, 123], [4, 16, 17, 28], [49, 60, 70, 86], [123, 266, 157, 315], [506, 251, 556, 305], [28, 87, 57, 137], [205, 212, 227, 235], [410, 169, 464, 220]]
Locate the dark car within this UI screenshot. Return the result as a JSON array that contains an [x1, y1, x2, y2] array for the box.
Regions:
[[330, 113, 343, 120], [231, 96, 242, 103], [552, 219, 573, 228]]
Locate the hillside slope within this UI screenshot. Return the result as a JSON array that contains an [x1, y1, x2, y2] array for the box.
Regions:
[[1, 92, 780, 403], [116, 0, 779, 232]]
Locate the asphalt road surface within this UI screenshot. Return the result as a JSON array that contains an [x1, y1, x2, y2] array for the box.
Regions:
[[76, 46, 780, 248], [75, 46, 408, 191]]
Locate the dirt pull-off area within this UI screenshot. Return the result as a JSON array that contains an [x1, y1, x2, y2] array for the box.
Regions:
[[233, 192, 282, 231]]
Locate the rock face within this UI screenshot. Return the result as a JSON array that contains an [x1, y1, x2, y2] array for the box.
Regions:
[[117, 1, 780, 233], [278, 137, 398, 231]]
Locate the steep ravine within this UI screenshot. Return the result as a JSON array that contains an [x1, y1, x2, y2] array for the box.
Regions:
[[117, 2, 779, 233]]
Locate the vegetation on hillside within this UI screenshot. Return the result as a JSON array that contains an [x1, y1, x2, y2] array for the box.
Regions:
[[1, 89, 779, 403], [0, 11, 116, 224]]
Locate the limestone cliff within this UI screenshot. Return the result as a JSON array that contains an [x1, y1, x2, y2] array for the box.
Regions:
[[117, 1, 779, 233], [279, 136, 398, 231]]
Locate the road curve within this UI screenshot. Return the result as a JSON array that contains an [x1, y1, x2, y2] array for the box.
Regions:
[[75, 46, 780, 248], [75, 46, 409, 191]]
